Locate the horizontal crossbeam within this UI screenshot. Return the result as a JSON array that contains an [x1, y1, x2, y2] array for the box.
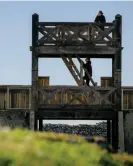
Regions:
[[36, 109, 117, 120], [39, 22, 113, 26], [37, 46, 116, 57], [38, 85, 115, 91], [37, 104, 116, 110]]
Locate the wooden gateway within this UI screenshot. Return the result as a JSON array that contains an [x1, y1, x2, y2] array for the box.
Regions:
[[29, 13, 123, 152]]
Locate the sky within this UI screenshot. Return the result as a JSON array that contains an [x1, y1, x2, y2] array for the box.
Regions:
[[0, 1, 133, 125]]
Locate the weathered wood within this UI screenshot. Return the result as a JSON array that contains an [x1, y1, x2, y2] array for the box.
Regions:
[[76, 55, 96, 86], [29, 14, 123, 153], [112, 14, 122, 152], [67, 91, 86, 105], [30, 13, 39, 130], [95, 26, 115, 42], [107, 120, 111, 144], [61, 54, 86, 85], [41, 89, 62, 104], [61, 54, 80, 85], [39, 119, 43, 131], [67, 55, 80, 78], [38, 46, 116, 57], [36, 109, 116, 120], [80, 60, 84, 85], [38, 85, 115, 91], [39, 22, 113, 26], [37, 22, 116, 48], [37, 86, 116, 106], [37, 104, 116, 110]]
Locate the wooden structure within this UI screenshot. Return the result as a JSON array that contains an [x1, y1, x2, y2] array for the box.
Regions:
[[29, 13, 123, 151], [1, 84, 132, 110]]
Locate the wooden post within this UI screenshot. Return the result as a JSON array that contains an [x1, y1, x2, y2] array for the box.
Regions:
[[39, 119, 43, 131], [107, 120, 111, 144], [112, 14, 124, 151], [30, 13, 39, 130], [6, 87, 9, 109]]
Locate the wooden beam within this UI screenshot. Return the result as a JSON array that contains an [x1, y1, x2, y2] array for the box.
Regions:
[[37, 104, 116, 110], [38, 46, 116, 56], [30, 13, 39, 130], [37, 109, 116, 120], [39, 22, 113, 26], [38, 86, 115, 91], [67, 55, 80, 77]]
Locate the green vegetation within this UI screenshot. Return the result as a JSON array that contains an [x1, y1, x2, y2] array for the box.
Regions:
[[0, 128, 133, 166]]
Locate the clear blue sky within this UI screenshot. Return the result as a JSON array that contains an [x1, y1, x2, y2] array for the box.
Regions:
[[0, 1, 133, 124], [0, 1, 133, 86]]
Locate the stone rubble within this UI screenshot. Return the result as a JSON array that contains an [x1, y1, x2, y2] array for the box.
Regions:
[[43, 122, 107, 139]]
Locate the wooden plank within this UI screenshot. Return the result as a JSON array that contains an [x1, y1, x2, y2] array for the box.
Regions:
[[61, 54, 80, 85], [38, 76, 49, 87], [39, 86, 115, 91], [101, 77, 112, 87], [37, 110, 116, 120], [39, 22, 113, 26], [0, 90, 6, 110], [37, 104, 116, 110], [38, 76, 50, 104], [100, 77, 113, 102], [38, 46, 116, 56]]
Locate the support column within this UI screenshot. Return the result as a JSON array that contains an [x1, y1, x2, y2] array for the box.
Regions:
[[112, 114, 118, 152], [30, 13, 39, 130], [34, 117, 38, 131], [6, 87, 9, 109], [39, 119, 43, 131], [113, 14, 124, 152], [107, 120, 111, 144]]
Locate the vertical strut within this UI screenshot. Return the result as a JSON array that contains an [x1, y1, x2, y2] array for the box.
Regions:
[[113, 14, 124, 152], [30, 13, 39, 130]]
